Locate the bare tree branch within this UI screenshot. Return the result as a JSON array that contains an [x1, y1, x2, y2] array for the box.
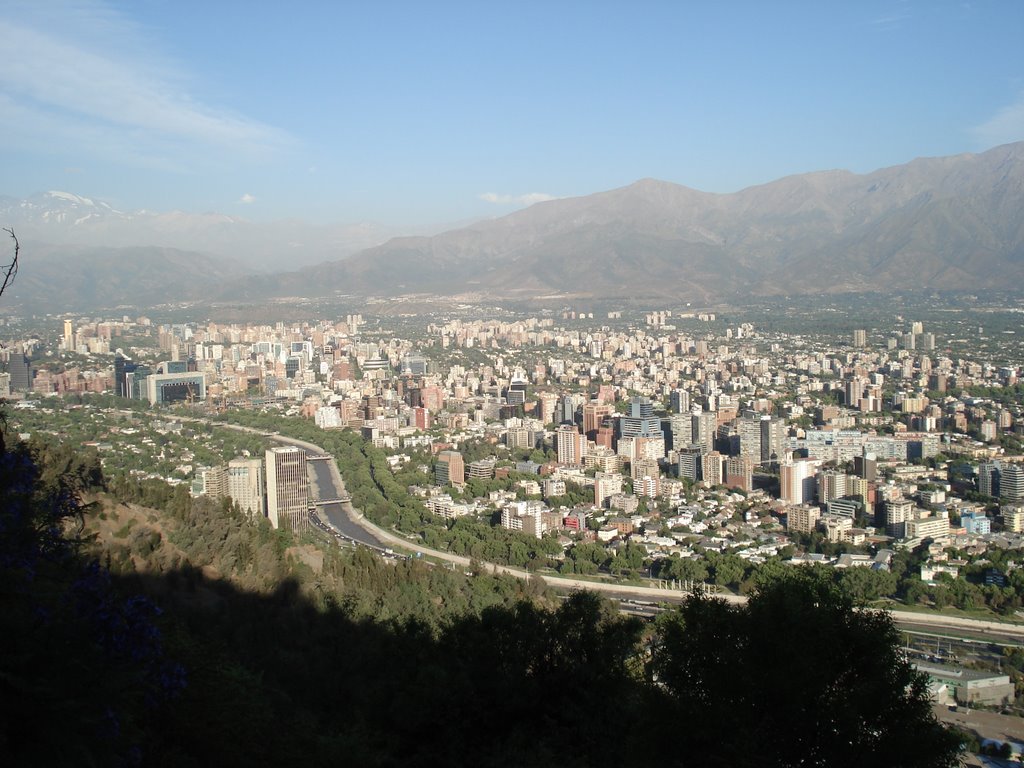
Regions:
[[1, 227, 18, 298]]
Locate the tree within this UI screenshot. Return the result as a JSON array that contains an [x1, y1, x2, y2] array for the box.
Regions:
[[652, 568, 962, 767], [0, 227, 17, 301]]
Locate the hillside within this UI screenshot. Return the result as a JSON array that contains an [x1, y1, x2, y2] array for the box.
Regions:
[[3, 242, 254, 310]]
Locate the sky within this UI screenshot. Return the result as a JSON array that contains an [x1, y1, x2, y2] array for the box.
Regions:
[[1, 0, 1023, 231]]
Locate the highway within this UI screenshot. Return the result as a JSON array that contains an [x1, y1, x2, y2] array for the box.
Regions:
[[212, 419, 1024, 639]]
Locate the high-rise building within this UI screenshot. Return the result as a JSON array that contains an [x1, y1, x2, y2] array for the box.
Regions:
[[787, 505, 820, 534], [401, 353, 429, 376], [114, 354, 136, 397], [144, 370, 206, 405], [725, 455, 754, 491], [978, 462, 1001, 498], [669, 388, 690, 414], [702, 451, 724, 487], [265, 446, 309, 531], [192, 465, 228, 500], [435, 450, 465, 486], [504, 376, 528, 408], [780, 458, 820, 504], [885, 498, 914, 539], [228, 457, 265, 519], [760, 417, 786, 467], [7, 354, 32, 392], [558, 394, 578, 425], [669, 412, 694, 449], [692, 410, 717, 454], [816, 470, 848, 506], [1001, 464, 1024, 503], [1004, 506, 1024, 534], [556, 424, 586, 467], [677, 444, 704, 482], [619, 397, 660, 440], [537, 392, 559, 424], [594, 472, 624, 509], [63, 319, 74, 352], [852, 329, 867, 348], [737, 413, 763, 462], [582, 401, 614, 440], [854, 452, 877, 481]]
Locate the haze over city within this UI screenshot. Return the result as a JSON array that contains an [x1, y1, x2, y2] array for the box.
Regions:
[[2, 0, 1022, 235]]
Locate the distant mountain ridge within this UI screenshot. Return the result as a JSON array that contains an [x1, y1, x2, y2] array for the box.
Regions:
[[269, 141, 1024, 301], [3, 242, 254, 311], [4, 143, 1023, 310], [0, 191, 395, 274]]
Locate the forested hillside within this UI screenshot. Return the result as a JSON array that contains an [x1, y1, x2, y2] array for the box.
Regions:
[[0, 424, 962, 767]]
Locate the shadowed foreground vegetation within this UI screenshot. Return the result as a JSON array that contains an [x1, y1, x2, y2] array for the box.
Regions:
[[1, 429, 963, 768]]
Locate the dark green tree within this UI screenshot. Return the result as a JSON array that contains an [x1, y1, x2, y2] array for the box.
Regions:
[[652, 568, 962, 768]]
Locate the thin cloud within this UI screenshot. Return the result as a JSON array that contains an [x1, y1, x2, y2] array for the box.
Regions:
[[0, 2, 287, 167], [870, 12, 910, 27], [479, 192, 558, 206], [972, 95, 1024, 148], [240, 193, 256, 204]]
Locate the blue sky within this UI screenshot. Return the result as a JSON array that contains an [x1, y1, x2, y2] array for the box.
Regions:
[[2, 0, 1022, 230]]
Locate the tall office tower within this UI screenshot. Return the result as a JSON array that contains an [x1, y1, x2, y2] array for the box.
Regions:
[[558, 394, 578, 425], [63, 319, 74, 352], [669, 388, 690, 414], [1001, 464, 1024, 503], [7, 354, 31, 391], [760, 416, 786, 466], [780, 458, 820, 504], [556, 424, 586, 466], [919, 333, 935, 351], [265, 446, 309, 532], [977, 462, 1001, 498], [852, 329, 867, 348], [619, 396, 661, 439], [582, 401, 614, 440], [228, 457, 266, 519], [114, 354, 130, 397], [435, 450, 465, 486], [692, 409, 718, 454], [911, 321, 924, 335], [677, 444, 704, 482]]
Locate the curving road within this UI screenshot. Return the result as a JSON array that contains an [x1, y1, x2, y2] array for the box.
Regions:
[[211, 419, 1024, 637]]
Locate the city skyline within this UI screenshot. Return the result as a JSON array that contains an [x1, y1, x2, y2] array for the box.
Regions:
[[2, 0, 1022, 233]]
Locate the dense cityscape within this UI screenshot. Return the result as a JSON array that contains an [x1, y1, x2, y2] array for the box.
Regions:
[[4, 2, 1024, 763], [6, 300, 1024, 618]]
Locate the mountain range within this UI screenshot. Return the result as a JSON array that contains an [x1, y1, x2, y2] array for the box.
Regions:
[[278, 141, 1023, 302], [3, 142, 1023, 311]]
